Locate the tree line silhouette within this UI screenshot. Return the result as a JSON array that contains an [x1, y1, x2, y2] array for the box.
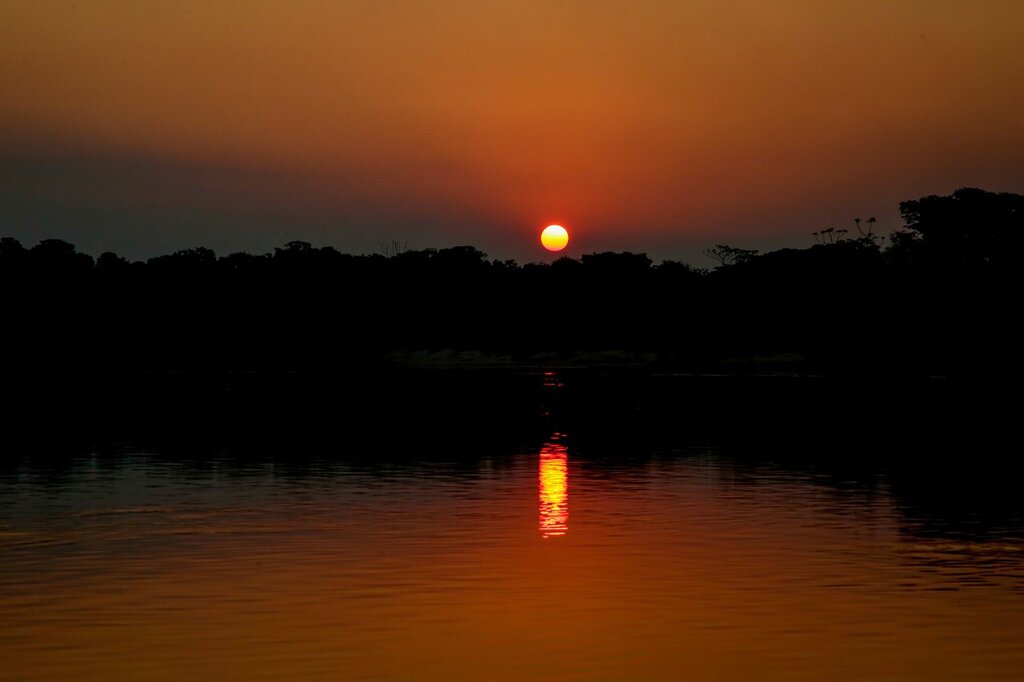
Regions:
[[1, 187, 1020, 378]]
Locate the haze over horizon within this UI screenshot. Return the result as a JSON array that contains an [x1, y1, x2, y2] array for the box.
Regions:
[[3, 0, 1023, 263]]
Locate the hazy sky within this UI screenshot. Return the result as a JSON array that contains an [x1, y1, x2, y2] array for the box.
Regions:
[[2, 0, 1023, 262]]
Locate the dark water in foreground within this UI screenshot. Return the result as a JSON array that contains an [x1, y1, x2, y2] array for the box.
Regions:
[[1, 373, 1022, 681]]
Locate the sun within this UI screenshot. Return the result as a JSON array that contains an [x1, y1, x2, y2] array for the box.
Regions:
[[541, 224, 569, 252]]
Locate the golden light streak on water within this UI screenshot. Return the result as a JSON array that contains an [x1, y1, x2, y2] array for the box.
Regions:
[[539, 435, 568, 538]]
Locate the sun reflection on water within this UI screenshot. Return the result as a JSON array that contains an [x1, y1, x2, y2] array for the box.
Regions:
[[539, 435, 568, 538]]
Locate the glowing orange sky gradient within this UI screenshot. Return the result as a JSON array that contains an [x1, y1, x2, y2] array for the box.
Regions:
[[2, 1, 1023, 261]]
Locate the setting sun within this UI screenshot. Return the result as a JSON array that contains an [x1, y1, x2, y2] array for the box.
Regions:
[[541, 225, 569, 252]]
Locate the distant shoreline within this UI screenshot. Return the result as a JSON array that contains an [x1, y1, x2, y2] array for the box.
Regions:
[[2, 188, 1021, 381]]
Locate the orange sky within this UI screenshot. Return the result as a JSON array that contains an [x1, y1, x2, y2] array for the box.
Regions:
[[2, 0, 1023, 261]]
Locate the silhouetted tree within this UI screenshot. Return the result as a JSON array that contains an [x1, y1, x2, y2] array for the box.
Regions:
[[703, 244, 759, 268], [893, 187, 1023, 279], [0, 236, 26, 260], [96, 251, 130, 270], [580, 251, 653, 275], [31, 238, 94, 268], [378, 240, 409, 257]]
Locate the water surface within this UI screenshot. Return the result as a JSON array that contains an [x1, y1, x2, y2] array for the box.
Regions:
[[1, 376, 1022, 681]]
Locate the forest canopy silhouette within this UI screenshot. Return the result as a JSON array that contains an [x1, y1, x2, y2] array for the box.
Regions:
[[1, 188, 1020, 378]]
